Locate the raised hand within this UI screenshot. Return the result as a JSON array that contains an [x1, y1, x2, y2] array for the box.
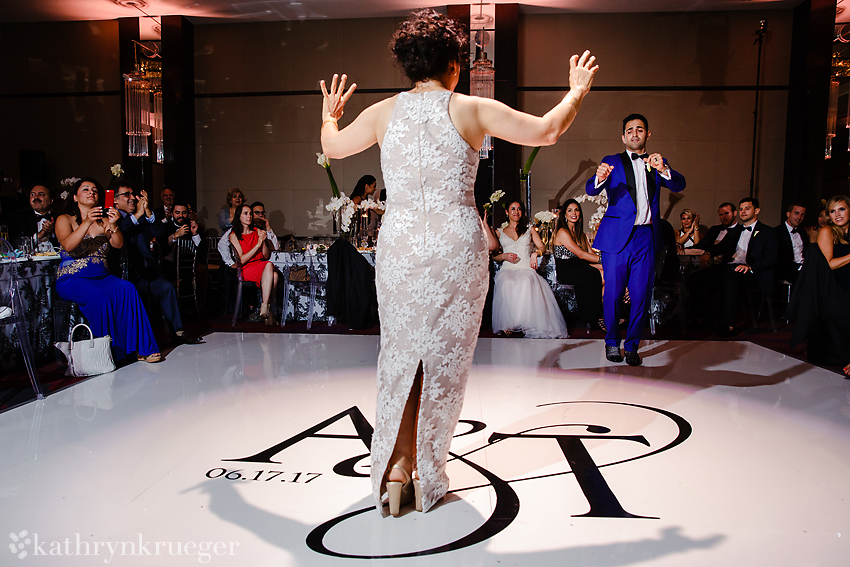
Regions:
[[257, 229, 267, 242], [596, 163, 614, 183], [320, 73, 357, 125], [569, 50, 599, 94]]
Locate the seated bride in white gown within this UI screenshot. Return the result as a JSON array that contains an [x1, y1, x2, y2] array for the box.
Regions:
[[491, 200, 569, 338]]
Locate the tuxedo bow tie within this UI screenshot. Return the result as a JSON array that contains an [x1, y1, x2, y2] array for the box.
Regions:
[[631, 153, 649, 160], [743, 226, 753, 232], [790, 227, 800, 234]]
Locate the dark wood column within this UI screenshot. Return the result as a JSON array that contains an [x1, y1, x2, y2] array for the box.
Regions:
[[161, 16, 197, 208], [494, 3, 520, 206], [782, 0, 837, 215]]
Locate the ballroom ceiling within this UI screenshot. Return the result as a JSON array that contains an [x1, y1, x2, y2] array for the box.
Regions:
[[0, 0, 818, 25]]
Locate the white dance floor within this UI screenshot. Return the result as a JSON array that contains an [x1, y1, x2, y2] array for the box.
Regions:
[[2, 332, 849, 566]]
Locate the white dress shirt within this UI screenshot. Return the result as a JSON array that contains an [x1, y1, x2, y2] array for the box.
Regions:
[[218, 229, 234, 267], [785, 221, 804, 265], [594, 150, 672, 226], [732, 223, 756, 265], [715, 222, 738, 245]]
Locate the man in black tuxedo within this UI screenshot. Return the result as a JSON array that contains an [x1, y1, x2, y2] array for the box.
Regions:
[[775, 203, 808, 285], [112, 183, 202, 344], [716, 197, 778, 335], [11, 184, 59, 247], [693, 201, 739, 262]]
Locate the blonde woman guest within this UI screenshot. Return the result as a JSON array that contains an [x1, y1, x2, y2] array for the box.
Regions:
[[218, 188, 245, 232], [676, 208, 700, 248], [788, 195, 850, 377]]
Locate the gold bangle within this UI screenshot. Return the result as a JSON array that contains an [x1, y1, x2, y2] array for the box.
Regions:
[[322, 117, 338, 127]]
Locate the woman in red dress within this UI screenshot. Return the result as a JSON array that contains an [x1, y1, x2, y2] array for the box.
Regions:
[[229, 204, 278, 324]]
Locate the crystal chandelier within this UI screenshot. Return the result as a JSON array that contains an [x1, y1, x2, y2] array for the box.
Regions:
[[470, 32, 495, 160], [123, 41, 161, 158]]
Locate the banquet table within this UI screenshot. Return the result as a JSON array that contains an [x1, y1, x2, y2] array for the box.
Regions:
[[270, 250, 376, 324], [0, 255, 60, 370], [269, 249, 578, 326]]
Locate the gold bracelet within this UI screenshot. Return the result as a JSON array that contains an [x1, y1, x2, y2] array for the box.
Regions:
[[322, 117, 338, 127]]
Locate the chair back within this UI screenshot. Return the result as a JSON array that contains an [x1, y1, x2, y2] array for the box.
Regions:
[[228, 241, 246, 283], [176, 238, 198, 273], [206, 236, 222, 267]]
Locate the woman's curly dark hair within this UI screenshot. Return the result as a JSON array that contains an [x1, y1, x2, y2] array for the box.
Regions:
[[391, 9, 468, 84]]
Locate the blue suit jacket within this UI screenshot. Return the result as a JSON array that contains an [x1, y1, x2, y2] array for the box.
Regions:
[[585, 152, 686, 254]]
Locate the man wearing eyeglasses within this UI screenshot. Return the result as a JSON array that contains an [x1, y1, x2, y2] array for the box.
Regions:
[[251, 201, 279, 251]]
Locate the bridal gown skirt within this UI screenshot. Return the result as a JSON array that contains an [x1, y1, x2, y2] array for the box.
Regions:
[[492, 267, 569, 339]]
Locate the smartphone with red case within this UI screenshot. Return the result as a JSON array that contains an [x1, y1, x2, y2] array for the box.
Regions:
[[104, 189, 114, 210]]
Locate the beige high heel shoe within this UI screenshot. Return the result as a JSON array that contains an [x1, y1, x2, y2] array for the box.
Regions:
[[412, 471, 423, 512], [387, 464, 414, 517]]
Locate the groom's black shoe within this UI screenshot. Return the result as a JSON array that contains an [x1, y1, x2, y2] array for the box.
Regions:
[[624, 351, 642, 366], [605, 346, 623, 363]]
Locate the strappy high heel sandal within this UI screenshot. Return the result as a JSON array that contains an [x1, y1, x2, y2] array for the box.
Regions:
[[412, 471, 423, 512], [387, 464, 414, 517]]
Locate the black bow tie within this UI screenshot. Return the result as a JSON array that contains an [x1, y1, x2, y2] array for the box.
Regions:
[[790, 227, 800, 234], [743, 226, 753, 232], [631, 153, 649, 160]]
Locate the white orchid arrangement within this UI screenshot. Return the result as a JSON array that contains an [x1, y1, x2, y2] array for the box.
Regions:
[[534, 210, 556, 224], [574, 190, 609, 232], [110, 164, 124, 177], [325, 194, 350, 213], [483, 189, 505, 212], [316, 153, 340, 198], [339, 201, 357, 233], [359, 199, 386, 211]]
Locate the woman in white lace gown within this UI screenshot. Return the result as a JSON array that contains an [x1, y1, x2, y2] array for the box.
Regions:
[[491, 200, 569, 338], [320, 9, 598, 516]]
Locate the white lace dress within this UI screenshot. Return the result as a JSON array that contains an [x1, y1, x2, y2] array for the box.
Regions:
[[371, 91, 489, 515], [492, 229, 569, 338]]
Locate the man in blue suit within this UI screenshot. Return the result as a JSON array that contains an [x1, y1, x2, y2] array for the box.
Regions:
[[586, 114, 686, 365]]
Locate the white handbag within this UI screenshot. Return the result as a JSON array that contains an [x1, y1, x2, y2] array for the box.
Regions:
[[55, 323, 116, 378]]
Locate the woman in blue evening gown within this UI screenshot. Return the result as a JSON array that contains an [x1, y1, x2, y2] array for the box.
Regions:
[[54, 178, 161, 362]]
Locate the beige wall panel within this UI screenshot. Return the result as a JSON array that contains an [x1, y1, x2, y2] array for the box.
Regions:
[[520, 11, 792, 88], [0, 20, 120, 95], [0, 96, 121, 187], [193, 10, 793, 236], [195, 97, 245, 146], [194, 25, 249, 94]]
